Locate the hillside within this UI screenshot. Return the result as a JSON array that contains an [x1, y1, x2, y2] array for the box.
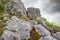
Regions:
[[0, 0, 60, 40]]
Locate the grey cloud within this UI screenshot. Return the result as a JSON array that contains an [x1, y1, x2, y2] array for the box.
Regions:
[[22, 0, 60, 25], [22, 0, 39, 7], [45, 0, 60, 13]]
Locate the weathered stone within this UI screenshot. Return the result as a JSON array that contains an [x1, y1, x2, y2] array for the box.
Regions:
[[29, 20, 37, 25], [52, 32, 60, 40], [2, 30, 20, 40], [5, 0, 26, 16], [39, 36, 57, 40], [27, 7, 41, 19], [56, 32, 60, 40], [34, 24, 50, 36], [2, 16, 21, 40], [4, 16, 21, 31], [0, 37, 4, 40], [18, 21, 32, 39], [2, 16, 32, 40]]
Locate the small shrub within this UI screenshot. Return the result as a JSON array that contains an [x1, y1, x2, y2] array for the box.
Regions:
[[10, 4, 13, 9], [0, 29, 3, 37], [2, 0, 9, 4], [0, 15, 4, 19], [0, 4, 5, 13], [0, 20, 6, 25], [35, 18, 42, 24], [6, 9, 13, 16], [28, 38, 34, 40]]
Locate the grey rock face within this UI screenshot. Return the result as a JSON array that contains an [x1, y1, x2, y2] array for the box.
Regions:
[[5, 0, 26, 16], [40, 36, 57, 40], [18, 21, 32, 39], [2, 16, 31, 40], [27, 7, 41, 18], [2, 16, 21, 40], [0, 37, 4, 40], [4, 16, 21, 31], [34, 24, 50, 36], [53, 32, 60, 40], [2, 30, 20, 40], [56, 32, 60, 40], [29, 20, 37, 25]]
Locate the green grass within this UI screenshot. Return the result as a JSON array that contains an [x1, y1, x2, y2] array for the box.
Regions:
[[0, 28, 3, 37], [45, 21, 60, 32], [35, 18, 42, 24], [0, 20, 6, 37], [19, 16, 29, 21], [0, 4, 5, 13], [10, 4, 13, 9], [0, 20, 6, 25], [2, 0, 9, 4]]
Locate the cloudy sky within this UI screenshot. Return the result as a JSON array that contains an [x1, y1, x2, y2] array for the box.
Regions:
[[22, 0, 60, 25]]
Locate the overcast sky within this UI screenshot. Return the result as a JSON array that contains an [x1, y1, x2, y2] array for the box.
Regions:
[[22, 0, 60, 25]]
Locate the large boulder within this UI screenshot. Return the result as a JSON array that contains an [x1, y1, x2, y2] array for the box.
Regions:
[[2, 16, 32, 40], [27, 7, 41, 19]]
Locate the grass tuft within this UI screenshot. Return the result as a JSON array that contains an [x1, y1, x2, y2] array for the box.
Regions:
[[2, 0, 9, 4], [19, 16, 29, 21], [35, 18, 42, 24], [0, 4, 5, 13], [45, 21, 60, 32]]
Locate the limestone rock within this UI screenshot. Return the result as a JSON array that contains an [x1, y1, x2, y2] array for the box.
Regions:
[[0, 37, 4, 40], [56, 32, 60, 40], [29, 20, 37, 25], [2, 30, 20, 40], [2, 16, 32, 40], [27, 7, 41, 19], [53, 32, 60, 40], [4, 16, 21, 31], [5, 0, 26, 16], [2, 16, 21, 40], [18, 21, 32, 39], [40, 36, 57, 40], [34, 24, 50, 36]]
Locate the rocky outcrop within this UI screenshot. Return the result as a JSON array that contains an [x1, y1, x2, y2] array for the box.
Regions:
[[2, 16, 32, 40], [1, 16, 60, 40], [27, 7, 41, 20], [5, 0, 26, 16], [0, 0, 60, 40]]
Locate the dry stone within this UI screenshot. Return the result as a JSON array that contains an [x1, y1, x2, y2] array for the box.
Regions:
[[27, 7, 41, 19]]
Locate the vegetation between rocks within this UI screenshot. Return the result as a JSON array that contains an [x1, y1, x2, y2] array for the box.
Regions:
[[45, 21, 60, 32], [35, 18, 42, 24], [0, 0, 9, 36], [2, 0, 9, 4], [0, 4, 5, 13], [19, 16, 30, 21]]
